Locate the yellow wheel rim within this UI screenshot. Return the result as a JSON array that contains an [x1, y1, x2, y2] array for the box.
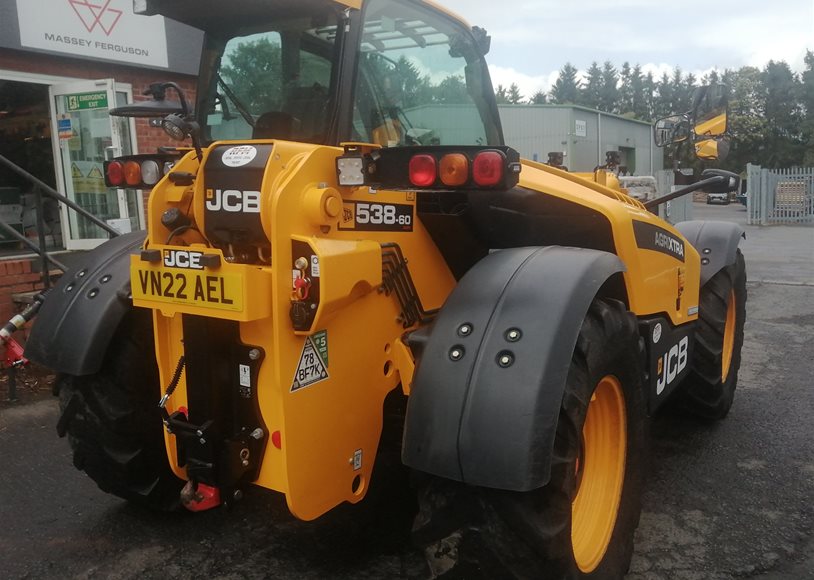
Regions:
[[722, 289, 737, 382], [571, 375, 627, 573]]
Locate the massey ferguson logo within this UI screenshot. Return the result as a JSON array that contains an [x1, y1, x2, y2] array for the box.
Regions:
[[68, 0, 123, 36], [654, 231, 685, 259], [205, 189, 261, 213]]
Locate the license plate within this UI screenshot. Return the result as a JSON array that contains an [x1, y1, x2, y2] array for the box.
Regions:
[[132, 266, 243, 312]]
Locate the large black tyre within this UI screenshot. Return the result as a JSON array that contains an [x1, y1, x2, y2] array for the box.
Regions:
[[55, 309, 183, 510], [677, 249, 746, 419], [413, 299, 647, 579]]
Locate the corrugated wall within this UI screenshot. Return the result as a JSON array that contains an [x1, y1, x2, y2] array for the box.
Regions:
[[498, 105, 662, 175]]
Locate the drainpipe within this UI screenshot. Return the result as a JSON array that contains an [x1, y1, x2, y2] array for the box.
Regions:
[[597, 112, 602, 168]]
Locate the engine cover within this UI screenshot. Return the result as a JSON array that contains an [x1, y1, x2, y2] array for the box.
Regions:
[[203, 144, 273, 245]]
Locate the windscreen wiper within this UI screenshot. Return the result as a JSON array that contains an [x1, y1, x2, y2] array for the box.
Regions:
[[217, 74, 256, 128]]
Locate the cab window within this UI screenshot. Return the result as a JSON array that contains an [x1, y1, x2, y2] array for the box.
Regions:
[[205, 16, 339, 143]]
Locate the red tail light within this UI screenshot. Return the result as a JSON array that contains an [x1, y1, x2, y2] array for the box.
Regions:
[[409, 154, 437, 187], [472, 151, 504, 187], [106, 161, 124, 186]]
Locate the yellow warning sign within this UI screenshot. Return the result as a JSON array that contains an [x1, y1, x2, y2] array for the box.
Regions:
[[71, 163, 83, 178], [87, 165, 103, 179]]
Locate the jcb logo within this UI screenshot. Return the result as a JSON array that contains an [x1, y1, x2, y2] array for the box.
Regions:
[[656, 336, 689, 395], [205, 189, 261, 213], [163, 250, 204, 270]]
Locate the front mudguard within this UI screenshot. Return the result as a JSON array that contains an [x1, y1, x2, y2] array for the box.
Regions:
[[25, 232, 145, 375], [402, 246, 625, 492], [675, 220, 745, 285]]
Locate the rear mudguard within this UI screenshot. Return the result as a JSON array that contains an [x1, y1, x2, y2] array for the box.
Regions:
[[674, 220, 744, 285], [25, 232, 144, 375], [402, 246, 626, 492]]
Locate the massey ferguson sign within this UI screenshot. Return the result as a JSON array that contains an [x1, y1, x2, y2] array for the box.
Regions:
[[16, 0, 169, 68]]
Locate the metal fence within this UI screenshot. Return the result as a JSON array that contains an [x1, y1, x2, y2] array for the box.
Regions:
[[746, 164, 814, 225]]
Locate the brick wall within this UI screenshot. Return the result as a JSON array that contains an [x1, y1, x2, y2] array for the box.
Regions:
[[0, 259, 42, 324], [0, 48, 197, 155]]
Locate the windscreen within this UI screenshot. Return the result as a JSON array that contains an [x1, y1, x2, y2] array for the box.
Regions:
[[353, 0, 498, 147]]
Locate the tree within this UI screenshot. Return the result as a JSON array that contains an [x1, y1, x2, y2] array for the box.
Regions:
[[761, 60, 805, 167], [619, 62, 634, 115], [435, 75, 469, 104], [529, 90, 547, 104], [599, 61, 620, 113], [671, 67, 691, 113], [494, 84, 510, 104], [599, 60, 619, 113], [719, 66, 764, 170], [220, 37, 284, 112], [642, 71, 656, 120], [581, 62, 603, 109], [507, 82, 524, 104], [393, 56, 432, 108], [800, 51, 814, 164], [550, 63, 581, 104], [631, 64, 649, 119]]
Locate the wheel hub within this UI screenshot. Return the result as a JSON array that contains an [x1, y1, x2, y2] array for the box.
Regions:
[[571, 375, 627, 573]]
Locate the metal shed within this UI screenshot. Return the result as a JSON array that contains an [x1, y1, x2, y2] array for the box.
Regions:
[[498, 104, 662, 175]]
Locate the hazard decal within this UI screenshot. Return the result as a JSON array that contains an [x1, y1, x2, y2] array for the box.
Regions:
[[290, 334, 329, 392], [87, 165, 104, 179]]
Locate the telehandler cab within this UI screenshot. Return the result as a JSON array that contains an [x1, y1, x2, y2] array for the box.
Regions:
[[26, 0, 746, 577]]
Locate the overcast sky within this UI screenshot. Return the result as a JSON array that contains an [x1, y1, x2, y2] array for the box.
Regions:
[[439, 0, 814, 98]]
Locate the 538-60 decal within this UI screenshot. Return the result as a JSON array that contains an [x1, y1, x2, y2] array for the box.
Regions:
[[339, 201, 413, 232]]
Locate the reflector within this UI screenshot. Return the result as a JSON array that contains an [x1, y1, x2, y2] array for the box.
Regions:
[[141, 160, 162, 185]]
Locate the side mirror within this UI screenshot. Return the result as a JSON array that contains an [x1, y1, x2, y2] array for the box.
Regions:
[[109, 99, 184, 118], [110, 82, 188, 118], [701, 168, 740, 193], [654, 114, 691, 147], [111, 81, 202, 159]]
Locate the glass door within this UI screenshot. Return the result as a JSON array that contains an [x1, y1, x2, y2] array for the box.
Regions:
[[49, 79, 142, 250]]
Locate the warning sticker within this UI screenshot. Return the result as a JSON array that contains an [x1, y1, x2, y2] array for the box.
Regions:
[[312, 330, 328, 367], [239, 364, 251, 398], [291, 335, 329, 392], [87, 165, 103, 179]]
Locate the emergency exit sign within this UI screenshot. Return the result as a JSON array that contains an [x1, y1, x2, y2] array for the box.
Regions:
[[66, 91, 108, 112]]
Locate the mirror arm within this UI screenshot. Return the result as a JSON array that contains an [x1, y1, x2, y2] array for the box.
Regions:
[[158, 82, 190, 117], [643, 176, 725, 210]]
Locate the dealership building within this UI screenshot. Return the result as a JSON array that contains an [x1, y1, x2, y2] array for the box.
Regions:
[[0, 0, 202, 321]]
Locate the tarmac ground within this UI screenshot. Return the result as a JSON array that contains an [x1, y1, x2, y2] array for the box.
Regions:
[[1, 201, 812, 579]]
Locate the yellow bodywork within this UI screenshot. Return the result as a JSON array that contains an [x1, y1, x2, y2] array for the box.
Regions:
[[694, 112, 727, 137], [133, 141, 699, 520]]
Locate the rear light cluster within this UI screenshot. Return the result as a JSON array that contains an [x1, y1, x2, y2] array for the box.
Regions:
[[336, 145, 522, 191], [409, 150, 509, 188], [104, 154, 180, 188]]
